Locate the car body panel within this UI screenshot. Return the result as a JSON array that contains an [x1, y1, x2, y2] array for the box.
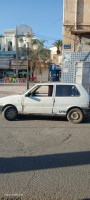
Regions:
[[0, 83, 90, 118], [0, 95, 23, 112]]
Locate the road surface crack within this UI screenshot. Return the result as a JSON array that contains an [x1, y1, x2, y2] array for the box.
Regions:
[[63, 134, 72, 143]]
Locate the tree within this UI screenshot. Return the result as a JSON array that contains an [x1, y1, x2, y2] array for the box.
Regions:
[[54, 40, 62, 54], [28, 39, 50, 77], [18, 39, 51, 88]]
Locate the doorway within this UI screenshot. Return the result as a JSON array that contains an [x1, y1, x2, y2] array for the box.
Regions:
[[56, 70, 61, 81]]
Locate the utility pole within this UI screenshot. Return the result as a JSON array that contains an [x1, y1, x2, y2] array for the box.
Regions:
[[26, 55, 29, 89], [16, 25, 18, 77], [26, 44, 30, 90]]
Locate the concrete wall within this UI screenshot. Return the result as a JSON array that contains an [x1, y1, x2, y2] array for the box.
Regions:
[[63, 0, 75, 25], [34, 67, 49, 82], [64, 0, 90, 26], [63, 0, 90, 51], [62, 0, 90, 88]]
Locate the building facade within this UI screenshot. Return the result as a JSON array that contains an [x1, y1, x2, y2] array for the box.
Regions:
[[0, 24, 33, 78], [50, 45, 62, 66], [0, 24, 49, 82], [62, 0, 90, 84], [49, 45, 62, 81]]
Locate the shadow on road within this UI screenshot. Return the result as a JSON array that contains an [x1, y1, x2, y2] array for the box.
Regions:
[[80, 199, 90, 200], [17, 114, 90, 124], [0, 151, 90, 173], [18, 114, 67, 122]]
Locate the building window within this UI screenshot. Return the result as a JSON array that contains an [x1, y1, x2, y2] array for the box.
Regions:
[[8, 41, 12, 51]]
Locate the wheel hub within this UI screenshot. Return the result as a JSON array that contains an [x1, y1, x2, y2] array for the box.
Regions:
[[7, 109, 17, 119], [71, 112, 80, 120]]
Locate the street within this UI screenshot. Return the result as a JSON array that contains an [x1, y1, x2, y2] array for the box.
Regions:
[[0, 114, 90, 199], [0, 84, 90, 200], [0, 0, 90, 198]]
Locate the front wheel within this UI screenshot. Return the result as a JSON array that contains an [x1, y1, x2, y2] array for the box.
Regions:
[[67, 108, 84, 124], [3, 106, 18, 121]]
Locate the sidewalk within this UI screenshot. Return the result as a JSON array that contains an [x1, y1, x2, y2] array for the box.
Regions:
[[0, 83, 36, 97]]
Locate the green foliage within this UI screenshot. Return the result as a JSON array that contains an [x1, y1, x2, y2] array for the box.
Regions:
[[19, 39, 51, 74], [54, 40, 62, 50]]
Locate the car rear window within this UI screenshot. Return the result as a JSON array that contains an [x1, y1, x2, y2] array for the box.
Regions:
[[56, 85, 80, 97]]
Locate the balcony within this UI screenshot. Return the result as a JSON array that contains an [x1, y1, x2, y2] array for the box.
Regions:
[[71, 29, 90, 35], [0, 51, 16, 57]]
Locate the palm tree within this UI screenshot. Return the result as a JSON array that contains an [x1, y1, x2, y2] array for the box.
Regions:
[[18, 39, 51, 88], [28, 39, 50, 76], [54, 40, 62, 54]]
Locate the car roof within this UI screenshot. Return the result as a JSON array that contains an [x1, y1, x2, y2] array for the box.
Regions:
[[35, 82, 79, 86], [24, 82, 83, 96]]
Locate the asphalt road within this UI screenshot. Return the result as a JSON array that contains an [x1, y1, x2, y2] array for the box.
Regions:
[[0, 84, 90, 200], [0, 113, 90, 200]]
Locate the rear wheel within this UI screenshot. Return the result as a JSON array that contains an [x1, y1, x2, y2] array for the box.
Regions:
[[67, 108, 84, 124], [3, 106, 18, 121]]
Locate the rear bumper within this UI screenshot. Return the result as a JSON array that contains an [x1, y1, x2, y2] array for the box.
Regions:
[[82, 108, 90, 116]]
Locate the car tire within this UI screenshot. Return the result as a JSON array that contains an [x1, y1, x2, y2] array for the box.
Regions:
[[3, 106, 18, 121], [67, 108, 84, 124]]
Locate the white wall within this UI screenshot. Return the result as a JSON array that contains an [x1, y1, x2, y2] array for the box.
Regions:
[[34, 67, 49, 82]]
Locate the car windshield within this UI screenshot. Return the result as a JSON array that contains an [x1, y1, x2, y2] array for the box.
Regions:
[[21, 86, 38, 95], [21, 88, 31, 95]]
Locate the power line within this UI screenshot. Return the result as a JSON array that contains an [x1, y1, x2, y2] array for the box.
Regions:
[[36, 18, 61, 33], [34, 33, 61, 41]]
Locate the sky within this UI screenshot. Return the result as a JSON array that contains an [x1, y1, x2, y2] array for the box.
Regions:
[[0, 0, 63, 48]]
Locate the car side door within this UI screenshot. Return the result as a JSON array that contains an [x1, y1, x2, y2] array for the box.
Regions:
[[53, 84, 81, 115], [22, 85, 54, 114]]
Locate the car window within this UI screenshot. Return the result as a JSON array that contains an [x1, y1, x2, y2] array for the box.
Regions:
[[56, 85, 80, 97], [32, 85, 53, 97]]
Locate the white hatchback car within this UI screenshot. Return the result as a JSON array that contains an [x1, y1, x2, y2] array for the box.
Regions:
[[0, 83, 90, 123]]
